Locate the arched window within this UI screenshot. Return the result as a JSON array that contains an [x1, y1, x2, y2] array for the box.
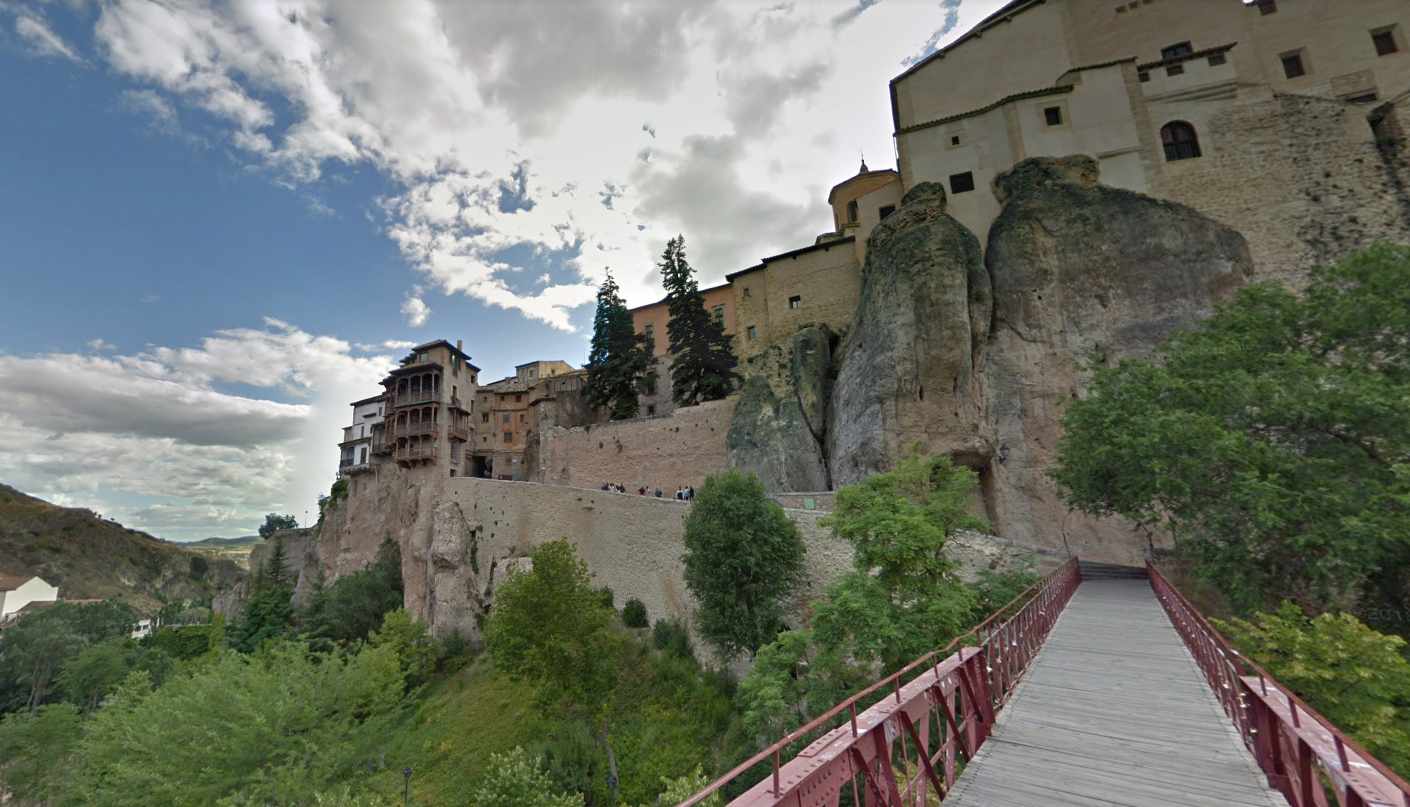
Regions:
[[846, 199, 859, 224], [1161, 121, 1202, 161]]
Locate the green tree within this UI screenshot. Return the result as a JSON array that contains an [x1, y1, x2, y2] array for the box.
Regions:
[[1216, 603, 1410, 777], [1053, 244, 1410, 618], [622, 597, 649, 629], [259, 513, 299, 538], [302, 538, 404, 645], [0, 600, 136, 712], [584, 270, 652, 420], [739, 454, 984, 740], [57, 637, 131, 710], [229, 587, 294, 653], [682, 470, 805, 660], [369, 609, 437, 690], [263, 534, 292, 588], [660, 236, 738, 406], [0, 702, 83, 802], [64, 641, 407, 806], [485, 541, 627, 799], [468, 747, 584, 807]]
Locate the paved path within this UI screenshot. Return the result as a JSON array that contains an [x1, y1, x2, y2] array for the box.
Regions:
[[946, 579, 1287, 807]]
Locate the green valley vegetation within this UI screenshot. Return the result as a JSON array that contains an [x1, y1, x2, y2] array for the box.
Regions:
[[584, 269, 653, 420], [1054, 244, 1410, 776], [659, 235, 739, 406]]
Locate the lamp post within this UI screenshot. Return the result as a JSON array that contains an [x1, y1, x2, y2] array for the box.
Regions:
[[403, 766, 413, 806]]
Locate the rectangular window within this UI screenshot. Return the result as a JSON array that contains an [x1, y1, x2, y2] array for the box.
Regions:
[[515, 394, 522, 402], [743, 287, 751, 298], [879, 205, 896, 220], [1281, 49, 1306, 79], [949, 171, 975, 194], [712, 304, 725, 323], [1138, 70, 1150, 83], [1043, 106, 1063, 126], [503, 432, 513, 443], [1208, 52, 1227, 66], [788, 295, 801, 309], [1161, 41, 1193, 60], [1167, 63, 1184, 77], [1256, 0, 1276, 15], [646, 404, 656, 416], [1373, 27, 1399, 56], [501, 414, 510, 423], [950, 134, 961, 146], [746, 325, 757, 340], [643, 323, 654, 342]]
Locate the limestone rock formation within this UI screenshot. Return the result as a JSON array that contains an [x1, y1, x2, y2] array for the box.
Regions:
[[826, 156, 1253, 563], [828, 180, 991, 486], [727, 325, 833, 491]]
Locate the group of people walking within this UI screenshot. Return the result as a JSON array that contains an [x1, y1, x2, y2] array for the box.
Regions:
[[599, 482, 696, 501]]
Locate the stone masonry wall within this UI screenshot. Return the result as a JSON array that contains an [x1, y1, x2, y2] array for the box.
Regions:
[[1153, 92, 1410, 289], [530, 397, 736, 491]]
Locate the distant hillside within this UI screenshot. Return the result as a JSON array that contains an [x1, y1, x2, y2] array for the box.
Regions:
[[185, 535, 260, 549], [0, 484, 246, 614]]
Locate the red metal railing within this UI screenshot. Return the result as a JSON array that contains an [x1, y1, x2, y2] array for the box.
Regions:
[[679, 558, 1081, 806], [1148, 562, 1410, 807]]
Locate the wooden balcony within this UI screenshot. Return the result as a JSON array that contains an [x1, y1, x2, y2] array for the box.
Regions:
[[391, 420, 439, 439], [393, 442, 437, 463], [390, 390, 438, 408], [447, 423, 470, 442]]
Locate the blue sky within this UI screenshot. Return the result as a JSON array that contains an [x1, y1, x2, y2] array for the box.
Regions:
[[0, 0, 986, 539]]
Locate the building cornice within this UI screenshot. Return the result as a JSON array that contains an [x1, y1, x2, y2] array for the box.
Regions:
[[896, 84, 1073, 136]]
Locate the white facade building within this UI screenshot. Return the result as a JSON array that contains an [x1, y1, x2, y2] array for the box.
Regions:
[[338, 394, 384, 476], [0, 575, 59, 623]]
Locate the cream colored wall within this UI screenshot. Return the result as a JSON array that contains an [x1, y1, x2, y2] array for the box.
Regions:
[[892, 0, 1074, 128], [1240, 0, 1410, 100], [851, 181, 903, 263], [897, 106, 1014, 241], [0, 578, 59, 620], [829, 171, 900, 231], [1068, 0, 1259, 80]]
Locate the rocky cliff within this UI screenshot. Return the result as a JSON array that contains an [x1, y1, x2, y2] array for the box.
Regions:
[[826, 156, 1253, 562]]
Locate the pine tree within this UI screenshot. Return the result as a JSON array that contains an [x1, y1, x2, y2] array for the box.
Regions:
[[660, 236, 738, 406], [583, 270, 651, 420]]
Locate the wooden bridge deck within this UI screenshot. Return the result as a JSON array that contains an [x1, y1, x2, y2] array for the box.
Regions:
[[946, 579, 1287, 807]]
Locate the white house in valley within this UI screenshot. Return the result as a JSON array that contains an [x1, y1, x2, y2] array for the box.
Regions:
[[0, 574, 60, 622]]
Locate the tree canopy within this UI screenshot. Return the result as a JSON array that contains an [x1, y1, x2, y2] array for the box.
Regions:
[[259, 513, 299, 538], [682, 470, 805, 660], [584, 270, 652, 420], [1053, 244, 1410, 621], [660, 236, 738, 406]]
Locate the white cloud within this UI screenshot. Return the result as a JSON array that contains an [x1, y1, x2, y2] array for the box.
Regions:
[[0, 320, 395, 540], [401, 291, 430, 328], [74, 1, 1014, 330], [15, 13, 83, 62], [382, 340, 416, 350], [86, 338, 115, 352]]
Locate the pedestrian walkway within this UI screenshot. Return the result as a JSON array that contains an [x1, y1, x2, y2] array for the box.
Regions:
[[945, 579, 1287, 807]]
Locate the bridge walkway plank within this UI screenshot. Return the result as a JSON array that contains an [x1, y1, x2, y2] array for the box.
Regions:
[[945, 579, 1287, 807]]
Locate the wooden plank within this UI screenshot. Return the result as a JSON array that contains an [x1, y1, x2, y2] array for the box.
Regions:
[[945, 579, 1288, 807]]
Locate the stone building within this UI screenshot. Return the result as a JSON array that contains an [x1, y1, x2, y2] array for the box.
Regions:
[[337, 394, 384, 477], [890, 0, 1410, 281], [471, 359, 577, 480], [380, 339, 479, 477]]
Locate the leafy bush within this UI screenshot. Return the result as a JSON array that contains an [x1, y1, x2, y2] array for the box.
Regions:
[[63, 641, 408, 806], [622, 597, 649, 628], [468, 747, 584, 807], [0, 703, 83, 802], [651, 619, 694, 660], [594, 585, 615, 610], [258, 513, 299, 538], [1216, 603, 1410, 777], [370, 609, 437, 691], [683, 470, 805, 660]]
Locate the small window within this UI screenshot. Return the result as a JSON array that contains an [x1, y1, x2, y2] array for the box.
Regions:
[[501, 414, 510, 423], [1208, 52, 1227, 66], [1161, 41, 1193, 61], [514, 393, 522, 402], [1373, 27, 1399, 57], [743, 287, 751, 298], [643, 323, 654, 341], [846, 200, 859, 224], [1161, 121, 1202, 161], [1281, 50, 1306, 79], [1043, 106, 1063, 126], [712, 304, 725, 323], [481, 413, 489, 423], [949, 171, 975, 194], [788, 295, 801, 309], [646, 405, 656, 416], [503, 432, 512, 443], [1138, 70, 1150, 83], [879, 205, 896, 220], [1256, 0, 1276, 15], [950, 134, 961, 146], [746, 325, 757, 340], [1347, 92, 1380, 104], [1167, 63, 1185, 77]]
